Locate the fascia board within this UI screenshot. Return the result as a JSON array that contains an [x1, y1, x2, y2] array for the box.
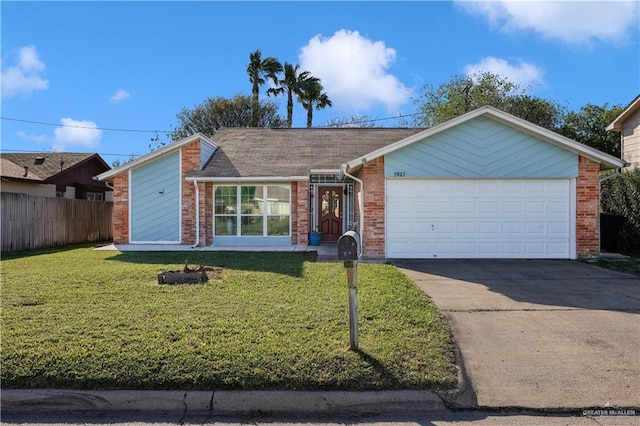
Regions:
[[606, 94, 640, 131], [96, 133, 216, 181], [309, 169, 341, 174]]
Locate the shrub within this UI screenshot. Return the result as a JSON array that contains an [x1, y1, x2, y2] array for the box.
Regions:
[[600, 169, 640, 251]]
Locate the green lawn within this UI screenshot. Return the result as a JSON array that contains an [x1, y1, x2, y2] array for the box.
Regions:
[[594, 258, 640, 276], [1, 246, 456, 391]]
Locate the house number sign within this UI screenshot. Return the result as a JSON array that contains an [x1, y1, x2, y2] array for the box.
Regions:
[[393, 171, 406, 177]]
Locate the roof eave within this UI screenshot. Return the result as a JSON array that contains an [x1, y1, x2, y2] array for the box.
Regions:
[[606, 94, 640, 131], [96, 133, 216, 181]]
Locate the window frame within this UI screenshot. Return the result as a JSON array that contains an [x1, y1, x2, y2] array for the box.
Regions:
[[214, 184, 291, 237]]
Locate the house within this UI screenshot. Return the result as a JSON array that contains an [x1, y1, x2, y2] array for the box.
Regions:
[[97, 106, 626, 259], [1, 152, 112, 200], [607, 94, 640, 170]]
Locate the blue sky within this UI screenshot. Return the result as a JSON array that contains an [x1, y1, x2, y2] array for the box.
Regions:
[[2, 1, 639, 165]]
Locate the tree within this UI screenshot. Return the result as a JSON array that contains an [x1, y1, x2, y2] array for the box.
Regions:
[[111, 153, 138, 168], [267, 62, 314, 128], [247, 49, 282, 127], [325, 114, 375, 128], [298, 79, 332, 128], [413, 72, 564, 130], [558, 103, 624, 157], [507, 94, 565, 131], [171, 94, 284, 140]]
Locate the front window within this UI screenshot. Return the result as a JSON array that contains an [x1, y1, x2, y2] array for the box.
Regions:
[[214, 184, 290, 237]]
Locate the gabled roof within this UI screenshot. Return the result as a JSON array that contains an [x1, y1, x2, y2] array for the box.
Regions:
[[347, 106, 628, 171], [96, 133, 216, 181], [606, 94, 640, 131], [186, 127, 423, 179], [0, 152, 108, 182]]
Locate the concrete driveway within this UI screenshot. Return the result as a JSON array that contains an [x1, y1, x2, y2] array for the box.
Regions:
[[393, 259, 640, 410]]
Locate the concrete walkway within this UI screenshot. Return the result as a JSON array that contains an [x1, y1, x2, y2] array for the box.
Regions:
[[94, 242, 339, 260], [393, 259, 640, 410]]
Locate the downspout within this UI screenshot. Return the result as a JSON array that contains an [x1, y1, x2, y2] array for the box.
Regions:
[[192, 179, 200, 248], [599, 168, 621, 183], [341, 164, 364, 258]]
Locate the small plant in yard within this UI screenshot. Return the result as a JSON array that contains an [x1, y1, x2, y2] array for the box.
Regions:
[[1, 246, 457, 391]]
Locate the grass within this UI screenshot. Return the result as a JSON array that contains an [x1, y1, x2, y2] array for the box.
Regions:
[[594, 253, 640, 276], [1, 246, 456, 391]]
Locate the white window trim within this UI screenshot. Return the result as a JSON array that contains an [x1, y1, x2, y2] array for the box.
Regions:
[[213, 183, 292, 238]]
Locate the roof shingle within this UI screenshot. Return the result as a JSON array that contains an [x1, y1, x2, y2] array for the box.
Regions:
[[188, 128, 423, 178], [1, 153, 102, 181]]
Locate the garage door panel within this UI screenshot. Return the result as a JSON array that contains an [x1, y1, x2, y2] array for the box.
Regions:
[[479, 222, 499, 233], [386, 179, 572, 259], [548, 222, 569, 234]]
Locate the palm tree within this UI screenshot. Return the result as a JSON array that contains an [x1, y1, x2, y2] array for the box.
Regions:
[[247, 49, 283, 127], [298, 79, 332, 128], [267, 62, 314, 128]]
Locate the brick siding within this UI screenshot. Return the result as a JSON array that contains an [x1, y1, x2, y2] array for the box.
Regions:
[[205, 182, 214, 245], [181, 141, 201, 245], [112, 173, 129, 243], [576, 156, 601, 258], [361, 158, 386, 258], [293, 181, 309, 245]]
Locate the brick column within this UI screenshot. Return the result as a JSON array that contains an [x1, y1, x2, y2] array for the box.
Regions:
[[294, 181, 309, 245], [181, 141, 201, 245], [576, 156, 600, 258], [205, 182, 214, 245], [362, 158, 386, 258], [112, 173, 129, 244]]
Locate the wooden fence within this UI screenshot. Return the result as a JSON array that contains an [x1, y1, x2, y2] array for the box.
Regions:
[[1, 192, 113, 252]]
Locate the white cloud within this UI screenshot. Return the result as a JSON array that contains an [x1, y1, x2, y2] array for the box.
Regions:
[[53, 118, 102, 151], [457, 0, 639, 45], [1, 45, 49, 98], [17, 131, 48, 144], [110, 89, 131, 102], [464, 57, 544, 89], [299, 29, 411, 112]]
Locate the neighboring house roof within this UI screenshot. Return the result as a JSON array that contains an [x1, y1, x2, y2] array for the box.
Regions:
[[187, 128, 424, 180], [97, 133, 216, 181], [606, 94, 640, 131], [1, 152, 109, 182], [347, 106, 627, 171]]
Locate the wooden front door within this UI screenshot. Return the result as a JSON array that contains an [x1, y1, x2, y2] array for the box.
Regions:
[[318, 186, 343, 242]]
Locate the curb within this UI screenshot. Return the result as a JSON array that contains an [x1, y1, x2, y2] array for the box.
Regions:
[[1, 389, 448, 415]]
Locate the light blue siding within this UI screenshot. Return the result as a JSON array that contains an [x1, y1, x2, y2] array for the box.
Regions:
[[201, 142, 215, 168], [131, 151, 180, 242], [385, 116, 578, 178]]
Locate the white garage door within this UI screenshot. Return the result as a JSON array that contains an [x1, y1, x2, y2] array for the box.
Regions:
[[386, 179, 573, 259]]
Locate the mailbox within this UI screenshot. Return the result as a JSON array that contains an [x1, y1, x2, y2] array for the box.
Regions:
[[337, 230, 360, 261]]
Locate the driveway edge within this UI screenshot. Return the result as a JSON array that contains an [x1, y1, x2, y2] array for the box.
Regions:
[[1, 389, 448, 415], [435, 343, 478, 409]]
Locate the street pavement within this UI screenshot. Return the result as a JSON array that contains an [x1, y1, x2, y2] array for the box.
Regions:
[[2, 409, 639, 425], [394, 259, 640, 410]]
